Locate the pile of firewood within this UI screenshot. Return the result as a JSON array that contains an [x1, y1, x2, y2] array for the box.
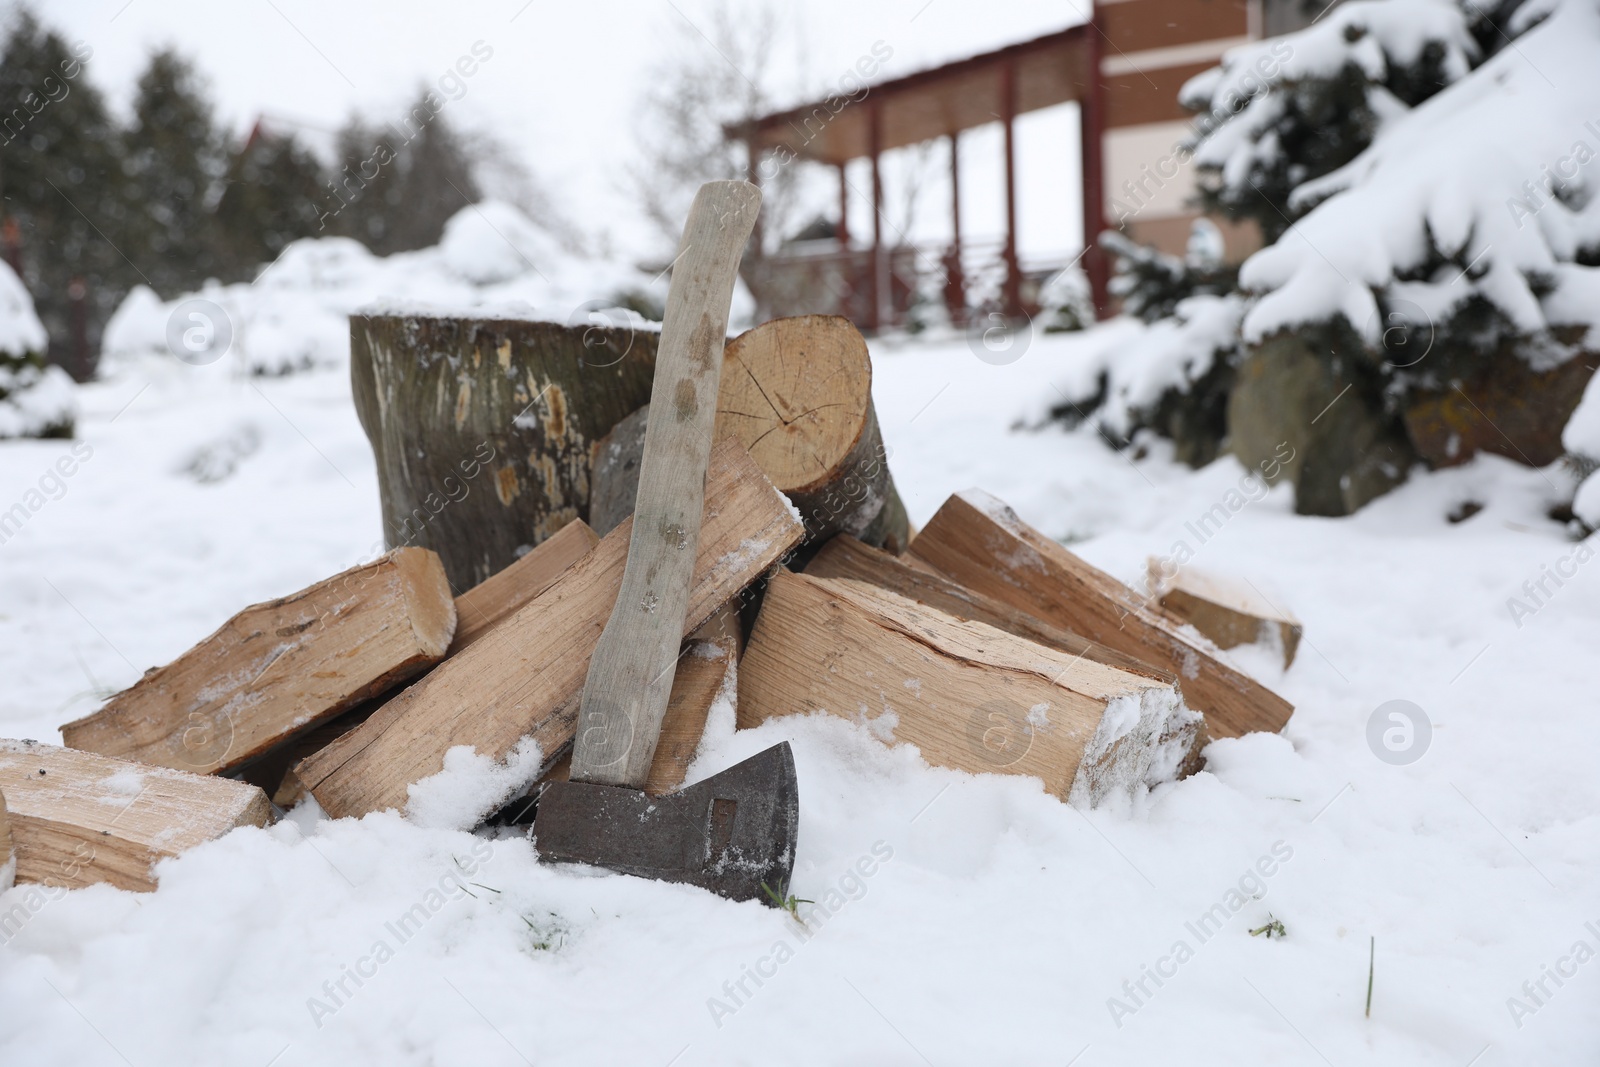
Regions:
[[0, 314, 1295, 895]]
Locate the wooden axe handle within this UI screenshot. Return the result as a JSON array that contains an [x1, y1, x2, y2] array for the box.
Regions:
[[570, 180, 761, 787]]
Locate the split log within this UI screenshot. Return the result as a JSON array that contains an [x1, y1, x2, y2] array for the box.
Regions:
[[714, 315, 909, 552], [351, 311, 658, 591], [538, 605, 742, 796], [0, 740, 270, 891], [907, 491, 1293, 739], [62, 549, 456, 776], [253, 520, 601, 805], [738, 572, 1200, 806], [1147, 561, 1302, 669], [450, 519, 599, 653], [0, 786, 12, 891], [807, 535, 1174, 683], [587, 404, 649, 536], [296, 440, 804, 821]]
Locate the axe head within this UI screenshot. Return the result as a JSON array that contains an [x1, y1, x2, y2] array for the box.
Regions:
[[533, 742, 798, 905]]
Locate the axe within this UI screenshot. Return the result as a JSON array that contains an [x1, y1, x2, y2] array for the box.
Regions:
[[534, 181, 798, 905]]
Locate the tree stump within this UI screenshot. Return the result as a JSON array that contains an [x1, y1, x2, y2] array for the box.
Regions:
[[350, 312, 658, 591]]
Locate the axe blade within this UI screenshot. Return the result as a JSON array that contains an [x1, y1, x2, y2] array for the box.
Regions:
[[534, 742, 799, 905]]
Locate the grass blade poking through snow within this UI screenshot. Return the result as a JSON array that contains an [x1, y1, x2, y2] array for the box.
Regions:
[[1366, 936, 1375, 1019]]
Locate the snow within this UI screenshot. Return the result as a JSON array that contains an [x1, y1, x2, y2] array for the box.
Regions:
[[1231, 0, 1600, 354], [404, 739, 545, 833], [3, 253, 1599, 1062], [0, 260, 48, 358], [98, 200, 669, 378]]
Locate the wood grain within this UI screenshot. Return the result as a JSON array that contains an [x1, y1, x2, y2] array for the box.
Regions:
[[450, 519, 599, 653], [0, 740, 270, 892], [807, 535, 1175, 683], [908, 491, 1293, 739], [571, 180, 761, 787], [296, 439, 803, 819], [738, 571, 1198, 806], [61, 548, 456, 775], [540, 605, 742, 797], [715, 315, 908, 551]]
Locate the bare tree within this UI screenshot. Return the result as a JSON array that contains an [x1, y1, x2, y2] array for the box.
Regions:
[[628, 1, 802, 260]]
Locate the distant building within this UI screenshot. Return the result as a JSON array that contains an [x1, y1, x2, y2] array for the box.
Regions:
[[727, 0, 1334, 329]]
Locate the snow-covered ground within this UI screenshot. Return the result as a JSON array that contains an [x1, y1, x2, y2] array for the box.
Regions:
[[2, 297, 1598, 1064]]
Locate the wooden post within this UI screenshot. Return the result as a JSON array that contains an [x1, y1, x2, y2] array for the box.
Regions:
[[1080, 8, 1110, 318], [869, 100, 884, 333], [947, 131, 967, 325], [837, 163, 851, 248], [1001, 58, 1022, 319], [746, 138, 765, 257]]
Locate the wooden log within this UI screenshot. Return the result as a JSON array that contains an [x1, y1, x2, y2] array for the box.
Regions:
[[250, 519, 601, 805], [351, 311, 658, 591], [907, 491, 1293, 740], [1147, 561, 1303, 669], [61, 548, 456, 776], [587, 404, 649, 536], [296, 439, 804, 821], [0, 740, 270, 892], [714, 315, 909, 552], [807, 535, 1175, 683], [0, 786, 12, 891], [451, 519, 599, 653], [738, 571, 1200, 806], [539, 605, 742, 796]]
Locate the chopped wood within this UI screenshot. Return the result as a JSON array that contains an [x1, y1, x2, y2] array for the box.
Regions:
[[240, 519, 601, 804], [715, 315, 909, 552], [61, 548, 456, 776], [807, 535, 1176, 683], [296, 439, 804, 820], [538, 605, 742, 796], [450, 519, 599, 653], [907, 491, 1294, 739], [1147, 561, 1303, 669], [587, 404, 649, 536], [0, 786, 12, 891], [0, 740, 270, 892], [738, 571, 1200, 806]]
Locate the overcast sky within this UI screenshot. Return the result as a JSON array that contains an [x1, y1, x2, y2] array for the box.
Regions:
[[40, 0, 1088, 264]]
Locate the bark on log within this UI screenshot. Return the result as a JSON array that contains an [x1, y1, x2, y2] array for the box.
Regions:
[[61, 548, 456, 776], [295, 440, 803, 821], [909, 490, 1294, 740], [714, 315, 909, 552], [738, 571, 1200, 806], [0, 740, 270, 891], [350, 311, 658, 591], [587, 404, 650, 536]]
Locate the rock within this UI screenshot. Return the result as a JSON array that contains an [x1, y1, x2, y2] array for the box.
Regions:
[[1230, 329, 1414, 516], [1404, 345, 1596, 469]]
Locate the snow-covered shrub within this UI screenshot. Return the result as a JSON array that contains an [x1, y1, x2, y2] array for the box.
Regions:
[[1051, 294, 1247, 467], [0, 260, 74, 439], [99, 201, 664, 378], [1238, 0, 1600, 388]]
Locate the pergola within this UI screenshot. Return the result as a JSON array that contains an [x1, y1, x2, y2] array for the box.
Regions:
[[727, 24, 1108, 330]]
